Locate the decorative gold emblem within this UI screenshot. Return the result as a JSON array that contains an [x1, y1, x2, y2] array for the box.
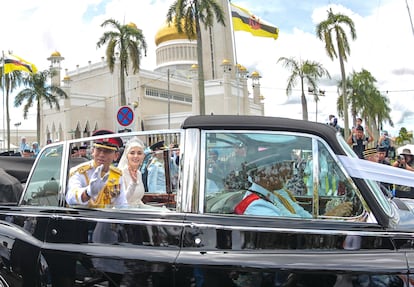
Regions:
[[110, 184, 120, 198]]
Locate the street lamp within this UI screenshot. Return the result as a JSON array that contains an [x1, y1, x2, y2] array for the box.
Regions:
[[308, 87, 325, 122], [166, 69, 177, 129], [14, 122, 21, 147]]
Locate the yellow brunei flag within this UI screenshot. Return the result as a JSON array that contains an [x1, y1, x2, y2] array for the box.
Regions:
[[230, 2, 279, 40], [4, 54, 38, 74]]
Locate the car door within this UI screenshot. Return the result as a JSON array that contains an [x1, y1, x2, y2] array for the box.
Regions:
[[44, 208, 184, 287], [174, 130, 409, 287], [0, 143, 65, 286], [0, 206, 51, 286], [20, 134, 185, 287], [177, 215, 408, 287]]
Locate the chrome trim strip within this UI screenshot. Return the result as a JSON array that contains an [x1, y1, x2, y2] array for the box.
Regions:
[[184, 221, 408, 237], [51, 213, 187, 227], [181, 128, 200, 213], [311, 138, 319, 216]]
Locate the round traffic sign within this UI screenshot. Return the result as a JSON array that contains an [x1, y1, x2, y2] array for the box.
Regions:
[[117, 106, 134, 127]]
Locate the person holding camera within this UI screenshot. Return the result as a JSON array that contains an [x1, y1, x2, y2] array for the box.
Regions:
[[377, 131, 394, 158], [392, 148, 414, 170], [392, 148, 414, 198], [347, 125, 374, 159]]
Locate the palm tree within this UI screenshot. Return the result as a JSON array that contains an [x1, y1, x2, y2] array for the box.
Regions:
[[395, 127, 412, 145], [0, 68, 23, 152], [367, 89, 393, 136], [97, 19, 147, 106], [277, 57, 330, 121], [337, 69, 393, 139], [14, 70, 68, 143], [337, 69, 374, 125], [316, 8, 357, 138], [167, 0, 225, 115]]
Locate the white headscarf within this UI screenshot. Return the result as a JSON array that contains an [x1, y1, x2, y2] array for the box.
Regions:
[[118, 137, 145, 171], [118, 137, 146, 205]]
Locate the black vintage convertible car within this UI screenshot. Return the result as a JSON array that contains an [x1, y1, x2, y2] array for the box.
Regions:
[[1, 115, 414, 287]]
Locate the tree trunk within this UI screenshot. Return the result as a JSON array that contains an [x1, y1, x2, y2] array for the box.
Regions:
[[300, 77, 308, 120], [37, 99, 41, 144], [338, 54, 349, 138], [195, 8, 205, 115], [120, 62, 126, 107], [5, 78, 10, 152]]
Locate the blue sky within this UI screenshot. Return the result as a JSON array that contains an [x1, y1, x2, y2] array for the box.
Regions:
[[1, 0, 413, 137], [242, 0, 379, 33]]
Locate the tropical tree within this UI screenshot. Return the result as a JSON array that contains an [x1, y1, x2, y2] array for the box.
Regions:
[[277, 56, 330, 121], [0, 68, 23, 152], [395, 127, 413, 145], [97, 19, 147, 106], [368, 90, 393, 135], [14, 70, 68, 143], [167, 0, 225, 115], [316, 8, 357, 138], [337, 70, 370, 125], [337, 69, 393, 139]]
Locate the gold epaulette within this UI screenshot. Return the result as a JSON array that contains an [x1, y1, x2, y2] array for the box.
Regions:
[[70, 162, 93, 177], [110, 165, 122, 176]]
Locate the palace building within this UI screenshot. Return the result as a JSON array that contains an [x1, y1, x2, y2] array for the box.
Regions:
[[41, 0, 264, 143]]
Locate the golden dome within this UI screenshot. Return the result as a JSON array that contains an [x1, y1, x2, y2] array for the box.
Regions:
[[63, 75, 70, 81], [155, 19, 196, 46], [237, 64, 247, 72], [222, 59, 231, 65], [251, 71, 260, 77], [127, 22, 138, 30], [191, 64, 198, 69], [51, 51, 61, 57]]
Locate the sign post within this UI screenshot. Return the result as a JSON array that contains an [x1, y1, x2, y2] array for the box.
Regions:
[[117, 106, 134, 132]]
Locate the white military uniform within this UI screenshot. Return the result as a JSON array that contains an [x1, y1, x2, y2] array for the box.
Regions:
[[66, 160, 127, 207]]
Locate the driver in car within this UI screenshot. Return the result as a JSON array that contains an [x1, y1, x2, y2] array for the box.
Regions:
[[223, 162, 353, 218]]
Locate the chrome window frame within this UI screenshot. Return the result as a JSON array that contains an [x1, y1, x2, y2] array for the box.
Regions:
[[24, 129, 185, 211], [197, 129, 374, 222], [337, 132, 393, 218]]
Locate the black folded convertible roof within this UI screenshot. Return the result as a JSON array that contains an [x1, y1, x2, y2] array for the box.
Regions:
[[182, 115, 345, 155]]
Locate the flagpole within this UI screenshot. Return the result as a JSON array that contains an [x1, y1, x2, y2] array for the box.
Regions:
[[228, 0, 241, 115], [1, 51, 5, 152], [228, 1, 238, 69]]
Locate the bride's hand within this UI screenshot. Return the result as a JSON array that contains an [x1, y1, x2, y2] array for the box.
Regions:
[[129, 167, 138, 183]]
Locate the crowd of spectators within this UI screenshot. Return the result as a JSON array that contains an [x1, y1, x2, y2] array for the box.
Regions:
[[346, 117, 414, 198]]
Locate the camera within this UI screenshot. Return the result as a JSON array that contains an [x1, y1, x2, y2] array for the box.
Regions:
[[398, 155, 406, 168]]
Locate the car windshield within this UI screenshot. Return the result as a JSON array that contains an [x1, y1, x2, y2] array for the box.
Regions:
[[202, 130, 372, 221]]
